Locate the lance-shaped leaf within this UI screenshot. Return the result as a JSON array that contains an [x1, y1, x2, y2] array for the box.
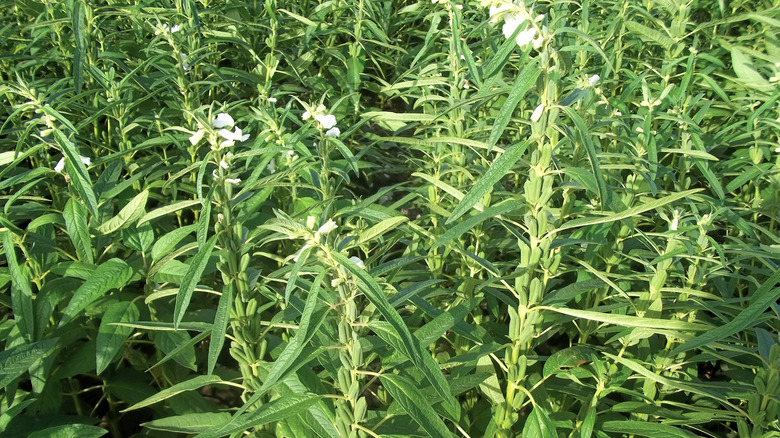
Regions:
[[59, 258, 133, 327]]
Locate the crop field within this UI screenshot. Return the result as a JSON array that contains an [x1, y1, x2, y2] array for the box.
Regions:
[[1, 0, 779, 436]]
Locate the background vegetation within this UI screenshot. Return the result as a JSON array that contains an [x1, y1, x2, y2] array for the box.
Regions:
[[1, 0, 779, 436]]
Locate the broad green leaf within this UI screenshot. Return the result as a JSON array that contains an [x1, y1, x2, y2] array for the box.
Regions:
[[174, 235, 218, 328], [258, 271, 328, 395], [543, 345, 596, 378], [208, 284, 232, 375], [142, 413, 232, 434], [603, 420, 699, 438], [63, 198, 92, 264], [539, 306, 708, 331], [446, 141, 529, 225], [96, 301, 140, 374], [197, 394, 321, 438], [122, 375, 224, 412], [59, 258, 134, 327], [431, 200, 520, 250], [151, 224, 198, 261], [28, 424, 107, 438], [358, 216, 409, 244], [2, 231, 34, 341], [71, 0, 86, 93], [97, 190, 148, 235], [731, 47, 773, 92], [331, 252, 420, 364], [137, 199, 201, 226], [671, 269, 780, 355], [0, 338, 58, 388], [154, 330, 198, 370], [625, 21, 675, 51], [522, 404, 558, 438], [380, 373, 454, 438], [550, 189, 702, 235], [486, 59, 540, 153], [53, 130, 98, 217]]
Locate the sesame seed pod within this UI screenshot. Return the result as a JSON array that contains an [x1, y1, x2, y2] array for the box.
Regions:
[[354, 396, 367, 423], [348, 380, 360, 402]]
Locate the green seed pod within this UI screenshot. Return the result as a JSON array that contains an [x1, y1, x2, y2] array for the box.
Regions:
[[340, 351, 353, 371], [338, 402, 355, 424], [338, 321, 349, 343], [354, 396, 367, 423], [351, 341, 363, 368], [348, 380, 361, 402], [338, 368, 351, 393], [245, 298, 258, 317]]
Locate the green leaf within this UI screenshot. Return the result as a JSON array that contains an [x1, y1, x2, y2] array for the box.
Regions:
[[730, 47, 773, 92], [358, 216, 409, 244], [551, 189, 702, 235], [0, 338, 58, 388], [432, 200, 520, 250], [2, 231, 34, 341], [143, 413, 232, 434], [122, 375, 224, 412], [671, 269, 780, 355], [137, 199, 201, 226], [62, 198, 92, 264], [28, 424, 107, 438], [96, 190, 149, 235], [603, 420, 699, 438], [539, 306, 708, 331], [259, 271, 328, 395], [174, 235, 218, 328], [53, 130, 98, 217], [71, 0, 87, 93], [59, 258, 134, 327], [208, 284, 232, 375], [151, 224, 198, 261], [197, 394, 321, 438], [522, 404, 558, 438], [96, 301, 140, 374], [446, 141, 529, 225], [625, 21, 676, 51], [330, 251, 425, 363], [486, 59, 541, 153], [380, 373, 454, 438], [543, 345, 596, 378]]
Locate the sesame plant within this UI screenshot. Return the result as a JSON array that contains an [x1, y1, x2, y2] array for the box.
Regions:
[[1, 0, 779, 437]]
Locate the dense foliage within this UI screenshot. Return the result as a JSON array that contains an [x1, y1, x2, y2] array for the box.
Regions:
[[1, 0, 779, 436]]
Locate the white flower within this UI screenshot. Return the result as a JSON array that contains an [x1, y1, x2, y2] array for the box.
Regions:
[[220, 160, 229, 169], [189, 129, 204, 145], [306, 216, 317, 229], [325, 127, 340, 137], [268, 97, 277, 103], [226, 178, 241, 185], [212, 113, 234, 128], [515, 27, 537, 47], [181, 53, 190, 71], [489, 3, 513, 24], [315, 114, 337, 130], [531, 103, 544, 122], [266, 160, 276, 173], [218, 126, 250, 144], [168, 24, 180, 33], [302, 110, 311, 120], [54, 155, 91, 173], [317, 219, 338, 235], [588, 74, 600, 86], [349, 256, 366, 269], [502, 13, 525, 38]]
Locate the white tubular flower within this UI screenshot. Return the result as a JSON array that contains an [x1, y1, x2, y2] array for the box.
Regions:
[[226, 178, 241, 185], [268, 97, 277, 103], [219, 160, 229, 169], [531, 103, 544, 122], [489, 3, 513, 24], [212, 113, 234, 128], [181, 53, 190, 71], [302, 110, 311, 120], [315, 114, 337, 130], [349, 256, 366, 269], [502, 13, 525, 39], [588, 74, 600, 86], [54, 155, 91, 173], [218, 126, 250, 145], [515, 27, 537, 47], [189, 129, 204, 145], [325, 127, 340, 137], [168, 24, 180, 33], [317, 219, 338, 235]]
